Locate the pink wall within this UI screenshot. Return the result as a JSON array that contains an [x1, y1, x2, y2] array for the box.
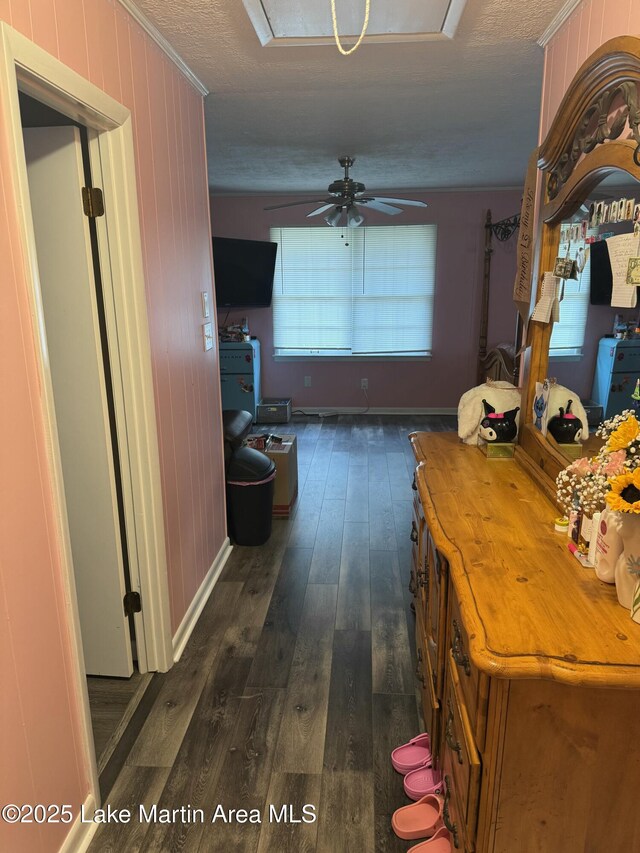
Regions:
[[211, 190, 522, 409], [539, 0, 640, 399], [0, 2, 225, 850], [540, 0, 640, 141]]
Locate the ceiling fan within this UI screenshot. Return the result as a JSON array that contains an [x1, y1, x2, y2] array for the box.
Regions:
[[264, 156, 428, 227]]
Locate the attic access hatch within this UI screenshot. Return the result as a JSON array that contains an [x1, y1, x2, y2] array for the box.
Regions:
[[243, 0, 468, 47]]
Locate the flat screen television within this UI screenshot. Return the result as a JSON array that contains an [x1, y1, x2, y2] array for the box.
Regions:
[[213, 236, 278, 308]]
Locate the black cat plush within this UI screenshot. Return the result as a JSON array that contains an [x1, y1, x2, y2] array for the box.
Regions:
[[478, 400, 520, 443], [547, 399, 583, 444]]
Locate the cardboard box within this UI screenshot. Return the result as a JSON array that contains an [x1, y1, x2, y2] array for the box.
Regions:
[[247, 433, 298, 516]]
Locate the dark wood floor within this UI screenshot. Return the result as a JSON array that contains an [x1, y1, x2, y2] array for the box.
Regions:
[[87, 672, 149, 772], [88, 414, 456, 853]]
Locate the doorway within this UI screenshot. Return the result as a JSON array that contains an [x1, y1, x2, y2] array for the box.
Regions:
[[0, 22, 173, 805]]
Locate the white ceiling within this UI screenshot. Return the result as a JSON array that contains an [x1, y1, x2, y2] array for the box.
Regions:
[[132, 0, 568, 195]]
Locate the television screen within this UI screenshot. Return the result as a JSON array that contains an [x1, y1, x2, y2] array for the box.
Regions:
[[213, 236, 278, 308]]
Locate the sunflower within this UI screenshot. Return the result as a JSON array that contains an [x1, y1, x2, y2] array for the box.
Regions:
[[606, 468, 640, 513], [607, 414, 640, 452]]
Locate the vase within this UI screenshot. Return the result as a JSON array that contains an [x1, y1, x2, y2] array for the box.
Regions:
[[595, 508, 640, 617]]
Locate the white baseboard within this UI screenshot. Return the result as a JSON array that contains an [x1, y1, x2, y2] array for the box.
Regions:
[[293, 406, 457, 416], [172, 538, 233, 662], [58, 794, 98, 852]]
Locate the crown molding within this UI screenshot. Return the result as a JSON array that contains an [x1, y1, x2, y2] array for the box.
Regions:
[[538, 0, 582, 48], [117, 0, 209, 96]]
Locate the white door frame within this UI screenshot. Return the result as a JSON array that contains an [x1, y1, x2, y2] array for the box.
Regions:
[[0, 22, 174, 798]]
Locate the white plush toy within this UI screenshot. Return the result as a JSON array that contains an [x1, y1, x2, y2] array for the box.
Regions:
[[457, 380, 522, 446]]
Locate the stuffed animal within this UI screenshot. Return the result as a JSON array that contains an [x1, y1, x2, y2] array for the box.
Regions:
[[546, 385, 588, 443], [547, 399, 583, 444], [478, 401, 520, 443], [533, 393, 547, 430], [457, 380, 522, 446]]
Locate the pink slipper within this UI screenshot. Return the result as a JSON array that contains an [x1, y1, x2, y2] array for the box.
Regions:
[[404, 765, 443, 801], [408, 826, 451, 851], [391, 733, 432, 774], [391, 793, 443, 840]]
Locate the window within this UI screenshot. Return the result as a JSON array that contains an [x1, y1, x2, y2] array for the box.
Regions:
[[549, 230, 593, 357], [270, 224, 437, 357]]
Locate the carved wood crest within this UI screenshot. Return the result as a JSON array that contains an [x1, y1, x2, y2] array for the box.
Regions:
[[547, 81, 640, 199]]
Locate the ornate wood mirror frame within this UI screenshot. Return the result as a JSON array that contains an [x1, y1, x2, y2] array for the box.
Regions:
[[517, 36, 640, 501]]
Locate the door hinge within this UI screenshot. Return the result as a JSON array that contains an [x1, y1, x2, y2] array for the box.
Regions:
[[82, 186, 105, 218], [123, 590, 142, 617]]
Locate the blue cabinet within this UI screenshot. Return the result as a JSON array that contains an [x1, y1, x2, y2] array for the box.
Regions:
[[219, 340, 261, 420], [591, 337, 640, 419]]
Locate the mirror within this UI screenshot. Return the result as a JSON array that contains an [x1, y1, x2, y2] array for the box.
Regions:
[[517, 35, 640, 499], [547, 173, 640, 464]]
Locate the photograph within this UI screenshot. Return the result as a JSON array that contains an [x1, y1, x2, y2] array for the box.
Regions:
[[634, 203, 640, 224], [602, 204, 610, 224], [625, 198, 635, 220], [610, 200, 619, 223], [595, 200, 604, 225], [618, 198, 627, 221], [581, 219, 588, 239]]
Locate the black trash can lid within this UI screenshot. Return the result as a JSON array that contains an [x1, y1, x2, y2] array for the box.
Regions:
[[222, 410, 253, 446], [227, 446, 276, 483]]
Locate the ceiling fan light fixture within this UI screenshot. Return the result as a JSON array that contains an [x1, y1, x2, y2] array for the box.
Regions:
[[347, 208, 365, 227], [325, 207, 343, 227]]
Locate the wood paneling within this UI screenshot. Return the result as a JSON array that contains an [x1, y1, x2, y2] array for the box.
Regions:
[[540, 0, 640, 141]]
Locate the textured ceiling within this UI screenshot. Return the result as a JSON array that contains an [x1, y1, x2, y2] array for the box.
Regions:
[[133, 0, 568, 194]]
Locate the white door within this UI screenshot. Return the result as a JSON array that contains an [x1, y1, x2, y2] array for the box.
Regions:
[[23, 126, 134, 677]]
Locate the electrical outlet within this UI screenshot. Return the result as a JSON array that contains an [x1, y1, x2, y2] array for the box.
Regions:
[[361, 378, 368, 390], [304, 375, 312, 387]]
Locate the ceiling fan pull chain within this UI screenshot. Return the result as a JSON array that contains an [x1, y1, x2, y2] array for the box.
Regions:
[[330, 0, 370, 56]]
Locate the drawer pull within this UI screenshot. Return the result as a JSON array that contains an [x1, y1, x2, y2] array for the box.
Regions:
[[421, 560, 430, 592], [442, 778, 460, 849], [416, 649, 426, 686], [410, 523, 418, 543], [451, 619, 471, 677], [412, 474, 418, 491], [445, 700, 463, 765], [409, 572, 416, 596]]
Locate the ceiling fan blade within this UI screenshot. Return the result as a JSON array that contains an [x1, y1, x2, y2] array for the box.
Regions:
[[263, 198, 332, 211], [370, 197, 428, 208], [307, 203, 336, 217], [358, 199, 403, 215]]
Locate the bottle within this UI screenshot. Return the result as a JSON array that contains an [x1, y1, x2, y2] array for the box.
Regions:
[[578, 511, 592, 554], [568, 491, 582, 545]]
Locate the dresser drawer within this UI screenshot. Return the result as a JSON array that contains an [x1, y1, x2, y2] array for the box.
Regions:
[[422, 640, 441, 767], [441, 654, 481, 848], [448, 592, 488, 749], [442, 774, 470, 852], [427, 543, 448, 698]]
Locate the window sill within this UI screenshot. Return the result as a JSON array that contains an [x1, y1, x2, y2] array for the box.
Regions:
[[549, 352, 583, 362], [273, 355, 432, 362]]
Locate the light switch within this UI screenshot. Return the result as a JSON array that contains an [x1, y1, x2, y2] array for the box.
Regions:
[[203, 322, 213, 351], [201, 291, 210, 319]]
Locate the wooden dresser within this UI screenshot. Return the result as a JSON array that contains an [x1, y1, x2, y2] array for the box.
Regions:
[[410, 432, 640, 853]]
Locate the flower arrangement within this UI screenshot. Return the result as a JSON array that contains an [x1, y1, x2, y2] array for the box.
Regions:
[[606, 469, 640, 514], [556, 410, 640, 515]]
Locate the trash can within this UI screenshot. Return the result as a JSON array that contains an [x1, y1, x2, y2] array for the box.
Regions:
[[226, 446, 276, 545]]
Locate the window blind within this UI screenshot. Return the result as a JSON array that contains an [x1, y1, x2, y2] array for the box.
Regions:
[[549, 233, 593, 356], [270, 224, 437, 357]]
